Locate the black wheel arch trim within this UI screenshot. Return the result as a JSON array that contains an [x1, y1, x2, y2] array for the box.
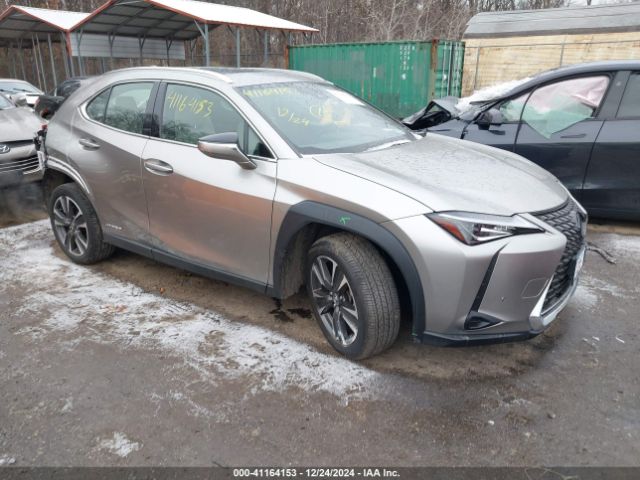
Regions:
[[272, 201, 426, 338]]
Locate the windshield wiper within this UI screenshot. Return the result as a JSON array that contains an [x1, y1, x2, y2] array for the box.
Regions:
[[365, 139, 411, 152]]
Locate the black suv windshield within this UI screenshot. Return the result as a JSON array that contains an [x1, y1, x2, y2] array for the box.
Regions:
[[238, 82, 413, 154]]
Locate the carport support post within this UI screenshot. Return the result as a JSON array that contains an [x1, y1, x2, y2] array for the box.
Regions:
[[165, 37, 174, 66], [47, 34, 58, 87], [35, 36, 48, 92], [204, 23, 210, 67], [263, 30, 268, 65], [18, 38, 26, 81], [77, 29, 85, 76], [194, 21, 210, 67], [31, 36, 42, 91], [9, 42, 17, 79], [60, 33, 71, 79], [138, 36, 146, 66], [235, 27, 241, 67], [108, 33, 116, 70]]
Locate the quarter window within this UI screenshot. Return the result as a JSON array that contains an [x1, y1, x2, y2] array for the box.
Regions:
[[103, 82, 154, 135], [521, 76, 609, 138], [499, 92, 529, 122], [617, 74, 640, 118], [86, 89, 110, 123], [160, 83, 272, 158]]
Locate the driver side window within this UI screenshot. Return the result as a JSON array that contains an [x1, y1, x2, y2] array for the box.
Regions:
[[521, 76, 609, 138], [160, 83, 272, 158]]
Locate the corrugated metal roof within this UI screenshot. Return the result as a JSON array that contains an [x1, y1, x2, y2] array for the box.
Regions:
[[0, 5, 89, 42], [464, 2, 640, 38], [74, 0, 317, 39]]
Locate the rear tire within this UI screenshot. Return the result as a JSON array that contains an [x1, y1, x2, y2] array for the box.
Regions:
[[306, 233, 400, 359], [48, 183, 114, 265]]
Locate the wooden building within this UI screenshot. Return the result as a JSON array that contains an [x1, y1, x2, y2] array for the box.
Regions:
[[462, 2, 640, 95]]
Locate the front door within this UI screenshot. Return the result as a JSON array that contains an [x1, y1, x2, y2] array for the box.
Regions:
[[583, 71, 640, 219], [141, 82, 277, 286], [513, 75, 611, 201], [462, 91, 530, 151]]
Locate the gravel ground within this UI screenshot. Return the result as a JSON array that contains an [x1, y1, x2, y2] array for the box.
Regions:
[[0, 191, 638, 467]]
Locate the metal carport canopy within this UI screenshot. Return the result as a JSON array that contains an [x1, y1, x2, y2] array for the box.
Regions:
[[0, 6, 90, 89], [72, 0, 318, 66]]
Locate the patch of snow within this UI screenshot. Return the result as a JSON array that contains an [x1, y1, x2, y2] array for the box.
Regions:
[[572, 284, 598, 309], [0, 456, 16, 466], [98, 432, 141, 458], [596, 234, 640, 257], [456, 77, 532, 112], [0, 221, 387, 401], [61, 397, 73, 413]]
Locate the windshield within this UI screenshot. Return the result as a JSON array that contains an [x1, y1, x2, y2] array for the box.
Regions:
[[238, 82, 413, 154], [0, 81, 42, 94], [0, 95, 13, 110]]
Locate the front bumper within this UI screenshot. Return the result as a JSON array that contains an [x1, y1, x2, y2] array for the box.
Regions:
[[384, 209, 585, 345]]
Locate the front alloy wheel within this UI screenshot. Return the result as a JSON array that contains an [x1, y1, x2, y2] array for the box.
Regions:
[[310, 255, 359, 347], [306, 233, 401, 359]]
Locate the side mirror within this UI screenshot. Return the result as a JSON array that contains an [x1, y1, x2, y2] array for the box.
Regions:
[[13, 93, 28, 107], [197, 132, 256, 170], [476, 108, 504, 130]]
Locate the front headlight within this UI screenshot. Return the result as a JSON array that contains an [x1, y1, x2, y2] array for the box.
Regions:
[[427, 212, 544, 245]]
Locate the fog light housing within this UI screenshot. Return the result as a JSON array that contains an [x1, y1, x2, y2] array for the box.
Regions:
[[464, 314, 501, 330]]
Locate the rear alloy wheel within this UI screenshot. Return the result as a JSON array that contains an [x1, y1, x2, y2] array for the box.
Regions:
[[306, 233, 400, 359], [48, 183, 114, 265], [52, 195, 89, 257]]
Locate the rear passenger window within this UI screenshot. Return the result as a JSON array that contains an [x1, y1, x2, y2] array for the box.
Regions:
[[617, 74, 640, 118], [104, 82, 154, 134], [86, 89, 110, 123]]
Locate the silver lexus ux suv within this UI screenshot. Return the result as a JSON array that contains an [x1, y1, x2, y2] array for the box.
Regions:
[[41, 67, 587, 359]]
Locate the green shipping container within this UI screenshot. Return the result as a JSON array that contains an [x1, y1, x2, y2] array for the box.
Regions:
[[289, 40, 465, 118]]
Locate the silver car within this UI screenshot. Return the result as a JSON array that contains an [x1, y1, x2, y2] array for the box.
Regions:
[[42, 67, 587, 359], [0, 93, 44, 187], [0, 78, 44, 107]]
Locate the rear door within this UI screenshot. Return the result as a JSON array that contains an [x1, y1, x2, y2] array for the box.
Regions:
[[69, 81, 157, 242], [582, 71, 640, 219], [513, 75, 611, 201], [141, 82, 277, 286]]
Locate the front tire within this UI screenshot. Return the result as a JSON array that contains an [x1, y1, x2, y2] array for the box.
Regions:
[[48, 183, 114, 265], [306, 233, 400, 359]]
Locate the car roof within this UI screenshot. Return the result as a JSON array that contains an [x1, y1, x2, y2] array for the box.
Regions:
[[197, 67, 327, 86], [95, 66, 328, 88], [492, 60, 640, 101]]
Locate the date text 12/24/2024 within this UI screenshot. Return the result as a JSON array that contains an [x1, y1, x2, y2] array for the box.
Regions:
[[233, 469, 400, 478]]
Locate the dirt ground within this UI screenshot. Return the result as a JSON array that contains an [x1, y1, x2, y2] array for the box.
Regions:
[[0, 183, 639, 467]]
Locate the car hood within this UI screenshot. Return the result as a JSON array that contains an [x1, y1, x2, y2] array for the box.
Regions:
[[0, 107, 41, 143], [313, 134, 568, 216]]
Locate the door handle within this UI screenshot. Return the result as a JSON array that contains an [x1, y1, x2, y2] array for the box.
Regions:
[[79, 138, 100, 149], [560, 133, 587, 139], [144, 159, 174, 175]]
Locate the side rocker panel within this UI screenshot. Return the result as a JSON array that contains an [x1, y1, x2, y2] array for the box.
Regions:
[[271, 201, 426, 338]]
